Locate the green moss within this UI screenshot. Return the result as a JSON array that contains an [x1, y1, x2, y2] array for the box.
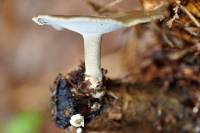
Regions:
[[3, 111, 43, 133]]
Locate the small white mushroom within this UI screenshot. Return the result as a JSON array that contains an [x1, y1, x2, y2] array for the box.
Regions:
[[69, 114, 84, 128], [32, 9, 164, 98]]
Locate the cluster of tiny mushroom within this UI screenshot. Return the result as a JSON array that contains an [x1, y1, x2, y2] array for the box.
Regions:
[[33, 8, 164, 133]]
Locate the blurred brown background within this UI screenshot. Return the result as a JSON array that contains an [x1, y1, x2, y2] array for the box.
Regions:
[[0, 0, 140, 133]]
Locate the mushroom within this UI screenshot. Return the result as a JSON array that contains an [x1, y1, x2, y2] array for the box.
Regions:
[[32, 9, 164, 98], [69, 114, 84, 128]]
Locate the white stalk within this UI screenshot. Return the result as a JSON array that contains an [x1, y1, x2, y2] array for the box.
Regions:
[[83, 34, 103, 89], [76, 128, 83, 133]]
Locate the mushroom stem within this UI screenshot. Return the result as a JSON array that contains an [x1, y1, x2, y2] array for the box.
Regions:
[[83, 34, 102, 89]]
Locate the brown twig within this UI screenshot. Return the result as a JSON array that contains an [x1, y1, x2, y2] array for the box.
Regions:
[[180, 5, 200, 27]]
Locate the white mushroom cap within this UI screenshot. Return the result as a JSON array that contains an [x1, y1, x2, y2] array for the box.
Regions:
[[32, 15, 124, 35], [70, 114, 84, 128], [32, 9, 164, 35]]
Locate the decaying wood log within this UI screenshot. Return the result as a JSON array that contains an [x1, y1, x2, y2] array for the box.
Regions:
[[85, 79, 200, 133]]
